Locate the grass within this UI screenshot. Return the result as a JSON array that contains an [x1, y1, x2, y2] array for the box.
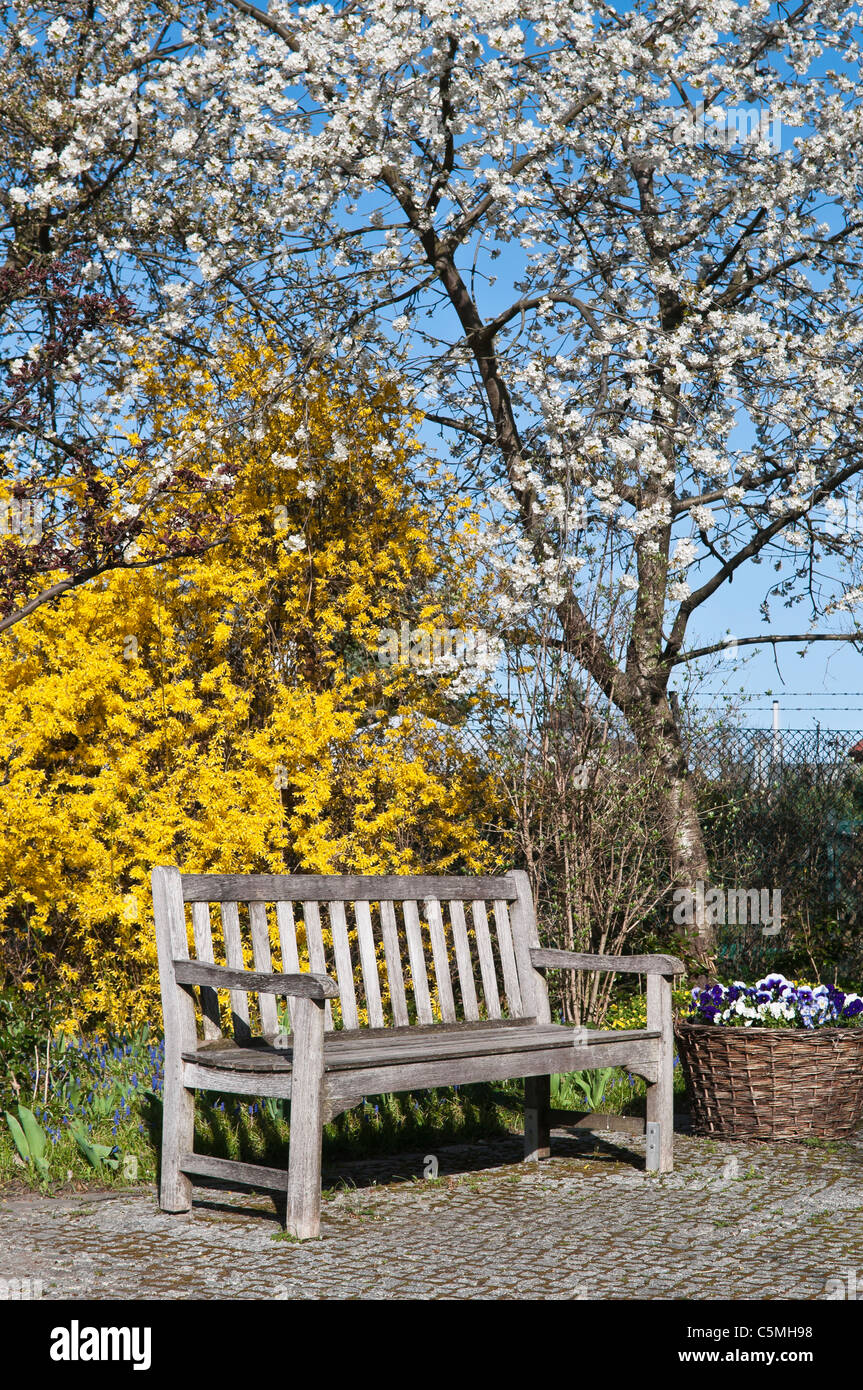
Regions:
[[0, 1019, 688, 1193]]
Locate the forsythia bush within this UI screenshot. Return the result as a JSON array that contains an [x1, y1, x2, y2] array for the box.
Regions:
[[0, 332, 502, 1030]]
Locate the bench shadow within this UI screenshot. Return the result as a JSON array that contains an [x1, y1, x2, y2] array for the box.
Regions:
[[320, 1127, 649, 1189], [183, 1124, 666, 1224]]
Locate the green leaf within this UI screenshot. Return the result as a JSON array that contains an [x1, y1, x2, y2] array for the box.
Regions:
[[71, 1125, 119, 1171], [17, 1106, 47, 1162], [5, 1110, 30, 1163]]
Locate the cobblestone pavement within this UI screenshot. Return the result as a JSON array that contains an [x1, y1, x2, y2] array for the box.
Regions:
[[1, 1127, 861, 1300]]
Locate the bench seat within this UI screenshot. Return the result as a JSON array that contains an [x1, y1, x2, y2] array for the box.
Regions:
[[153, 866, 683, 1238], [184, 1022, 662, 1072]]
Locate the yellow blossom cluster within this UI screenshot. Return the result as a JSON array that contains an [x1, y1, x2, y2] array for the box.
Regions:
[[0, 332, 502, 1030]]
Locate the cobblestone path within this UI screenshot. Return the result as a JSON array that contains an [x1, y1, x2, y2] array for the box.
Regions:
[[1, 1128, 861, 1300]]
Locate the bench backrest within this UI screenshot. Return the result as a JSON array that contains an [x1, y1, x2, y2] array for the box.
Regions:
[[152, 867, 551, 1041]]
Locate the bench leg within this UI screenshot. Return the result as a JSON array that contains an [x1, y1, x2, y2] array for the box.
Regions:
[[286, 996, 325, 1240], [160, 1074, 194, 1213], [646, 973, 674, 1173], [524, 1074, 551, 1161]]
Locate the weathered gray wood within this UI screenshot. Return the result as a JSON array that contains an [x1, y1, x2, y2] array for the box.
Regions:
[[354, 900, 385, 1029], [402, 899, 433, 1024], [318, 1026, 657, 1069], [173, 960, 338, 997], [181, 872, 517, 902], [471, 900, 501, 1019], [646, 971, 675, 1172], [424, 897, 456, 1023], [180, 1061, 295, 1098], [220, 901, 252, 1044], [493, 899, 523, 1017], [524, 1074, 550, 1160], [184, 1023, 659, 1072], [302, 901, 333, 1030], [448, 901, 479, 1021], [328, 900, 359, 1030], [324, 1037, 661, 1105], [530, 948, 686, 975], [249, 901, 278, 1036], [152, 866, 196, 1212], [275, 900, 300, 1031], [379, 900, 409, 1027], [155, 866, 676, 1230], [191, 901, 221, 1040], [329, 1016, 530, 1041], [286, 994, 325, 1240], [510, 869, 550, 1024], [180, 1152, 287, 1193]]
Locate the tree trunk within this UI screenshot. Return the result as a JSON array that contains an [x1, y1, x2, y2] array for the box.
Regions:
[[629, 694, 715, 973]]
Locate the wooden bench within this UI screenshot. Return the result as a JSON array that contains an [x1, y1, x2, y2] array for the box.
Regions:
[[152, 866, 684, 1239]]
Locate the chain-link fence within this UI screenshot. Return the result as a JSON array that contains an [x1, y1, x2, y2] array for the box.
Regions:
[[683, 727, 863, 985], [685, 726, 863, 786]]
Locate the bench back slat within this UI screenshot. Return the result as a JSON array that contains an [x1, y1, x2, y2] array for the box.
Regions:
[[355, 901, 385, 1029], [493, 900, 523, 1017], [301, 901, 334, 1030], [424, 897, 457, 1023], [470, 900, 502, 1020], [329, 900, 359, 1031], [249, 902, 278, 1035], [448, 901, 479, 1022], [402, 899, 434, 1024], [275, 900, 300, 1031], [379, 900, 409, 1027], [155, 869, 543, 1041], [221, 901, 252, 1044], [191, 902, 221, 1039]]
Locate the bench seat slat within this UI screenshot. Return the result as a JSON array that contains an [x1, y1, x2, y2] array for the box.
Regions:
[[183, 1024, 660, 1073]]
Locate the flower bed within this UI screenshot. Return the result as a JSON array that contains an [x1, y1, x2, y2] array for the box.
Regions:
[[675, 976, 863, 1140]]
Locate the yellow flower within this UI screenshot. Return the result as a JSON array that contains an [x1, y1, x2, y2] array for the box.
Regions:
[[0, 327, 503, 1031]]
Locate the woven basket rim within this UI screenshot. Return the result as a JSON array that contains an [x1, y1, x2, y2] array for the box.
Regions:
[[675, 1018, 863, 1039]]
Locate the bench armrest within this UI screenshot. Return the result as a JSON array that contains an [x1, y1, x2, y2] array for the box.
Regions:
[[173, 959, 339, 999], [530, 948, 685, 976]]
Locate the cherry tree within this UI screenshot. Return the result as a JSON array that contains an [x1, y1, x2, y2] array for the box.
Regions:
[[8, 1, 863, 962], [0, 7, 247, 631]]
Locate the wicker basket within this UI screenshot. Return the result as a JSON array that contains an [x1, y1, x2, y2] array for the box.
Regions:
[[675, 1020, 863, 1140]]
